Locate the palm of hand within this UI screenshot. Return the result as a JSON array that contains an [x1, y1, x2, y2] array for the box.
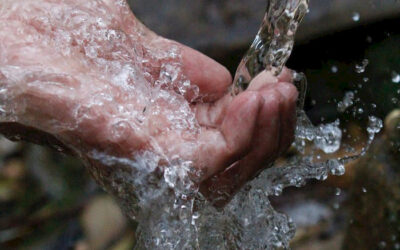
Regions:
[[0, 0, 297, 204]]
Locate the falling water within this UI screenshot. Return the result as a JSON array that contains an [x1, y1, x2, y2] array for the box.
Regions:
[[232, 0, 309, 94]]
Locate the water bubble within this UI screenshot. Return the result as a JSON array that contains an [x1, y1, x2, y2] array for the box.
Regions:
[[352, 12, 360, 22], [362, 187, 367, 193], [335, 188, 342, 196], [331, 66, 338, 73], [355, 59, 369, 73]]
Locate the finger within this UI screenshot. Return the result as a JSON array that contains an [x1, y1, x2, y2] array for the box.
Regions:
[[194, 94, 232, 128], [235, 89, 283, 175], [246, 68, 293, 92], [275, 82, 298, 154], [181, 45, 232, 102], [247, 71, 278, 91], [219, 83, 297, 186], [277, 67, 293, 83], [194, 91, 264, 181], [200, 89, 282, 205], [193, 70, 293, 128]]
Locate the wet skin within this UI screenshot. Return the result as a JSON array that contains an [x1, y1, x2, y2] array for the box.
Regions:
[[0, 0, 297, 205]]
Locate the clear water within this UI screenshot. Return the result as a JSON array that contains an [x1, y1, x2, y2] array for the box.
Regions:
[[0, 0, 384, 249], [232, 0, 309, 94]]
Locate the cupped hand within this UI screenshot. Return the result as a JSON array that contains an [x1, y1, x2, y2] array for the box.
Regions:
[[0, 0, 297, 205]]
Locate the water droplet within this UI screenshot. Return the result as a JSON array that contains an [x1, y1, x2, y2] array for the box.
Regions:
[[272, 184, 283, 196], [367, 116, 383, 135], [355, 59, 369, 73], [314, 120, 342, 154], [329, 159, 345, 176], [362, 187, 367, 193], [317, 172, 328, 181], [395, 243, 400, 250], [392, 71, 400, 83], [331, 66, 338, 73], [335, 188, 342, 196], [338, 91, 355, 113], [352, 12, 360, 22]]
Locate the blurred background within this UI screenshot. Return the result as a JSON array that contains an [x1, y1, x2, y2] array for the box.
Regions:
[[1, 0, 400, 249]]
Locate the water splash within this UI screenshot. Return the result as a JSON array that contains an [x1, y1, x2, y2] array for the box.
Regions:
[[337, 91, 355, 113], [355, 59, 369, 73]]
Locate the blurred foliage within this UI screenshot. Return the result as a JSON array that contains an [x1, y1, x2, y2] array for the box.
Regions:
[[0, 143, 136, 250]]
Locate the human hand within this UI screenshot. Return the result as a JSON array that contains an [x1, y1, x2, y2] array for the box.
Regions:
[[0, 0, 297, 205]]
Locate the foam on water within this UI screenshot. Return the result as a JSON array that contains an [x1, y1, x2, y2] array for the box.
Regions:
[[0, 0, 384, 249]]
